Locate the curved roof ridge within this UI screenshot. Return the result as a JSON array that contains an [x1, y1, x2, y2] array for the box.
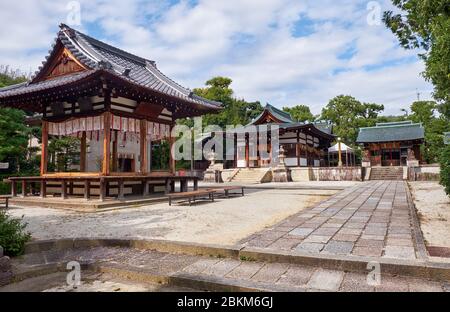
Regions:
[[144, 61, 192, 96], [60, 23, 153, 66]]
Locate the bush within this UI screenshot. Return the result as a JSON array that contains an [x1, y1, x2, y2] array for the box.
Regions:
[[439, 145, 450, 196], [0, 210, 31, 257]]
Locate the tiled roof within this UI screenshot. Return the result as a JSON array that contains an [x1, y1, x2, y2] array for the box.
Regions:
[[356, 121, 424, 143], [0, 70, 98, 98], [249, 103, 294, 125], [0, 24, 221, 110]]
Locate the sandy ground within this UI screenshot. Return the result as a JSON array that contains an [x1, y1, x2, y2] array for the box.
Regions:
[[8, 188, 338, 245], [409, 181, 450, 248]]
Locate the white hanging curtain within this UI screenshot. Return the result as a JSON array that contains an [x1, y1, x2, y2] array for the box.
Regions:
[[47, 114, 171, 142]]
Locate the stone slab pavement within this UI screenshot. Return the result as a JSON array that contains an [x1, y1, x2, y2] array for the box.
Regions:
[[3, 246, 447, 292], [241, 181, 426, 261]]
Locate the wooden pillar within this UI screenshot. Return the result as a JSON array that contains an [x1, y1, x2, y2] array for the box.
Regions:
[[169, 125, 175, 174], [21, 180, 27, 197], [99, 178, 106, 201], [112, 130, 118, 172], [84, 180, 90, 200], [140, 120, 148, 174], [80, 131, 87, 172], [118, 179, 125, 200], [142, 180, 150, 196], [11, 181, 17, 197], [40, 121, 49, 176], [40, 180, 47, 198], [245, 134, 249, 168], [193, 178, 198, 191], [102, 112, 111, 176], [61, 180, 68, 199], [165, 178, 171, 194], [180, 179, 188, 192], [296, 130, 300, 167], [149, 139, 152, 173]]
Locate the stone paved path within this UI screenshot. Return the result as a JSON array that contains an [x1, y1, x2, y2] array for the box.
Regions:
[[241, 181, 424, 260], [4, 246, 447, 292]]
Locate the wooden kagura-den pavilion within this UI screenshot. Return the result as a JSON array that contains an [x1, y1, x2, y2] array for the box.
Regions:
[[0, 24, 221, 203]]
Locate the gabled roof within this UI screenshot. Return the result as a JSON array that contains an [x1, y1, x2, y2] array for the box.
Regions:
[[249, 103, 294, 125], [312, 121, 333, 135], [357, 120, 425, 143], [0, 24, 221, 111]]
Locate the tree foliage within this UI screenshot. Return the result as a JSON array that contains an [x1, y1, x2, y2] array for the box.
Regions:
[[410, 101, 450, 163], [383, 0, 450, 118], [320, 95, 384, 145], [0, 65, 29, 88], [439, 145, 450, 196], [192, 77, 263, 127], [0, 210, 31, 257], [282, 105, 315, 122]]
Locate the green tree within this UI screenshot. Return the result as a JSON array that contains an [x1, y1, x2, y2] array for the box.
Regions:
[[48, 137, 81, 172], [383, 1, 450, 118], [439, 145, 450, 196], [192, 77, 263, 127], [0, 108, 30, 173], [282, 105, 315, 122], [320, 95, 384, 145], [0, 65, 29, 88], [410, 100, 450, 163]]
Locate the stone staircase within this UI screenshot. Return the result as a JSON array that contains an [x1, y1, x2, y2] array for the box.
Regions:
[[369, 166, 404, 180], [229, 168, 271, 184]]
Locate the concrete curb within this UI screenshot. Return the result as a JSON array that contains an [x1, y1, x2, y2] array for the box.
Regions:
[[25, 238, 241, 259], [169, 272, 306, 292], [405, 181, 429, 259], [0, 246, 13, 287], [240, 247, 450, 282], [23, 238, 450, 282]]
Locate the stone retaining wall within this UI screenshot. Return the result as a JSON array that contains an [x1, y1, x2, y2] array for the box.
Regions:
[[290, 167, 362, 182], [408, 165, 440, 181], [0, 246, 13, 287]]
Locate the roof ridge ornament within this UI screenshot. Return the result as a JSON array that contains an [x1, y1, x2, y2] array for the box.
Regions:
[[122, 68, 131, 77], [97, 60, 113, 70]]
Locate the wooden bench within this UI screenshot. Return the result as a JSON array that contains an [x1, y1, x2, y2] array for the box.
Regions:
[[0, 195, 12, 209], [207, 186, 245, 198], [167, 190, 216, 206]]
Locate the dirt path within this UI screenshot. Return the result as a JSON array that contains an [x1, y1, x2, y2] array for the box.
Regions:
[[8, 188, 335, 245]]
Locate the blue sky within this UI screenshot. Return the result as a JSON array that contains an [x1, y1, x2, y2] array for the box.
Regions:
[[0, 0, 433, 115]]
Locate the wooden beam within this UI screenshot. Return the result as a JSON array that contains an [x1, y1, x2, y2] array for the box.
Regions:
[[80, 131, 87, 172], [140, 120, 148, 174], [102, 112, 111, 175], [40, 120, 49, 176]]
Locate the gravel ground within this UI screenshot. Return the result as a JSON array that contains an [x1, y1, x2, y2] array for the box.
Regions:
[[8, 188, 337, 245], [409, 181, 450, 248]]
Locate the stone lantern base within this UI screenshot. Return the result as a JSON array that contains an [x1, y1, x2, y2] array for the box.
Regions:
[[272, 166, 291, 182]]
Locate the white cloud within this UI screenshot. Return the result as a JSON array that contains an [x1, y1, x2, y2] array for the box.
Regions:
[[0, 0, 433, 115]]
